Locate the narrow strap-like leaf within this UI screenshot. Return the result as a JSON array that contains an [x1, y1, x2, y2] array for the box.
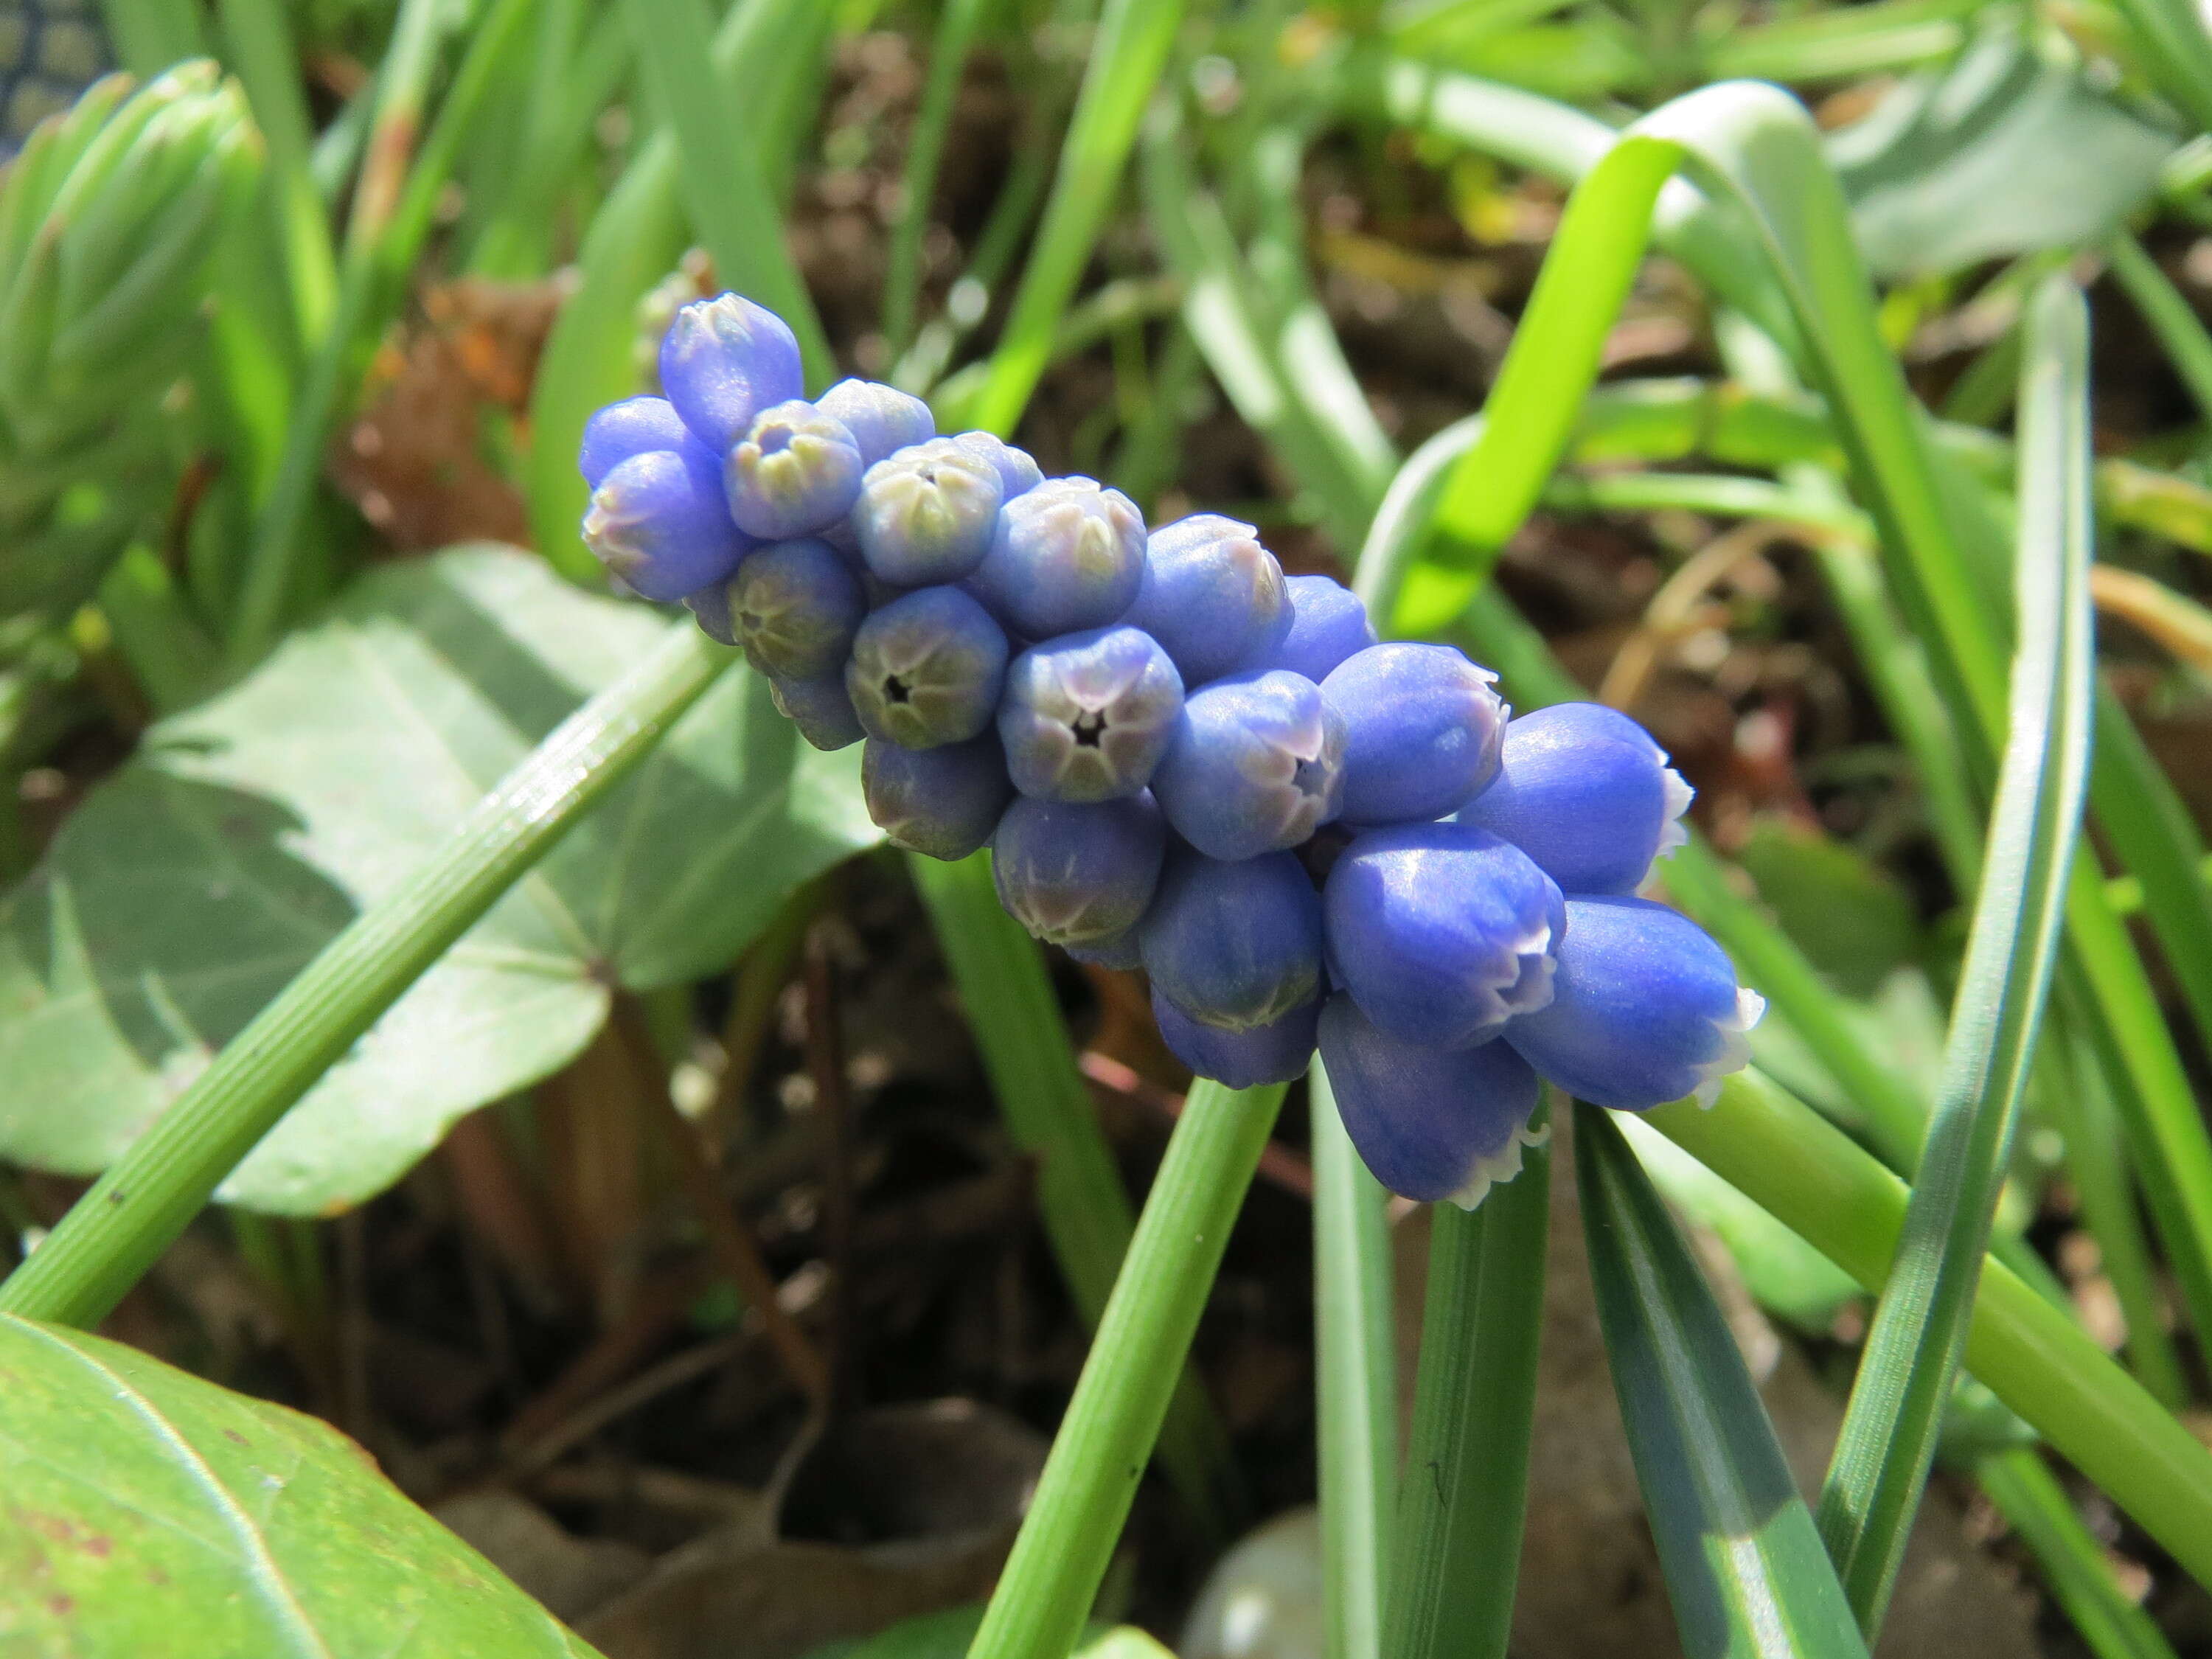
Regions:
[[1815, 273, 2097, 1635], [1576, 1102, 1871, 1659]]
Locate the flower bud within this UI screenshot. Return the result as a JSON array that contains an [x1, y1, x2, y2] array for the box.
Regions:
[[863, 733, 1012, 860], [725, 399, 866, 540], [1259, 575, 1376, 684], [1120, 515, 1290, 685], [580, 397, 692, 490], [1141, 846, 1324, 1032], [992, 792, 1166, 945], [770, 670, 866, 752], [1320, 643, 1506, 827], [998, 626, 1183, 801], [815, 378, 935, 466], [852, 437, 1004, 585], [1152, 670, 1343, 860], [728, 537, 866, 680], [1504, 895, 1763, 1110], [1319, 995, 1544, 1207], [949, 430, 1042, 499], [1153, 989, 1318, 1088], [658, 292, 804, 453], [1324, 821, 1562, 1050], [581, 444, 748, 602], [967, 476, 1147, 640], [1456, 703, 1691, 895], [1, 63, 258, 456], [846, 585, 1009, 748], [1066, 925, 1142, 971]]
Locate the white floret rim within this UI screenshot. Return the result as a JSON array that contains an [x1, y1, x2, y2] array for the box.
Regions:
[[1654, 764, 1695, 860], [1473, 919, 1559, 1027], [1445, 1116, 1553, 1211], [1690, 987, 1767, 1107]]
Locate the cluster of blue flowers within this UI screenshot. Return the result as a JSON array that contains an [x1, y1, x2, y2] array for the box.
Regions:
[[580, 293, 1763, 1209]]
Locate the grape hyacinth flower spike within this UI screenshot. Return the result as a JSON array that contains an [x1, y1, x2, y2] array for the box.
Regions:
[[574, 290, 1762, 1215]]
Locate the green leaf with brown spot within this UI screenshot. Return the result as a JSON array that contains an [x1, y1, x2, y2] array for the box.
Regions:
[[0, 1312, 597, 1656]]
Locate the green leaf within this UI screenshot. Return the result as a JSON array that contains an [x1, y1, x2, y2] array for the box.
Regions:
[[1731, 818, 1921, 998], [1574, 1103, 1872, 1659], [0, 546, 874, 1214], [1828, 22, 2175, 279], [1815, 271, 2098, 1635], [1655, 1070, 2212, 1598], [1615, 1113, 1860, 1335], [0, 1312, 596, 1655], [799, 1605, 1172, 1659]]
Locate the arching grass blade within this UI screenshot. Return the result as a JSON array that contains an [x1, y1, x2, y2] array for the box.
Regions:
[[1815, 272, 2096, 1635]]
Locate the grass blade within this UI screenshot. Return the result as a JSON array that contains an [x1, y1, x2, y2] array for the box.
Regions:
[[1419, 132, 1682, 585], [0, 626, 731, 1329], [1975, 1449, 2182, 1659], [524, 0, 835, 571], [1384, 1111, 1551, 1659], [1310, 1062, 1397, 1659], [2107, 232, 2212, 422], [883, 0, 998, 357], [620, 0, 832, 387], [1576, 1102, 1871, 1659], [905, 852, 1234, 1531], [99, 0, 209, 74], [967, 0, 1186, 436], [215, 0, 339, 344], [962, 1080, 1290, 1659], [225, 0, 448, 669], [1815, 273, 2097, 1634], [1655, 1071, 2212, 1594]]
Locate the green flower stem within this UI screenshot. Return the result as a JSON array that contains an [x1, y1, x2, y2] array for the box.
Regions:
[[1382, 1109, 1551, 1659], [906, 851, 1233, 1529], [0, 626, 731, 1329], [968, 0, 1186, 436], [963, 1079, 1289, 1659], [1652, 1072, 2212, 1593], [1310, 1062, 1397, 1659]]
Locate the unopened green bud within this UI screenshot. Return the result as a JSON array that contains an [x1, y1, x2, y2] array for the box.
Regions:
[[0, 62, 260, 457]]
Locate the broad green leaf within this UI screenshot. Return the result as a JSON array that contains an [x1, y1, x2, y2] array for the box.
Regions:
[[1575, 1103, 1871, 1659], [0, 546, 875, 1214], [0, 1312, 597, 1656], [1828, 22, 2174, 278]]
